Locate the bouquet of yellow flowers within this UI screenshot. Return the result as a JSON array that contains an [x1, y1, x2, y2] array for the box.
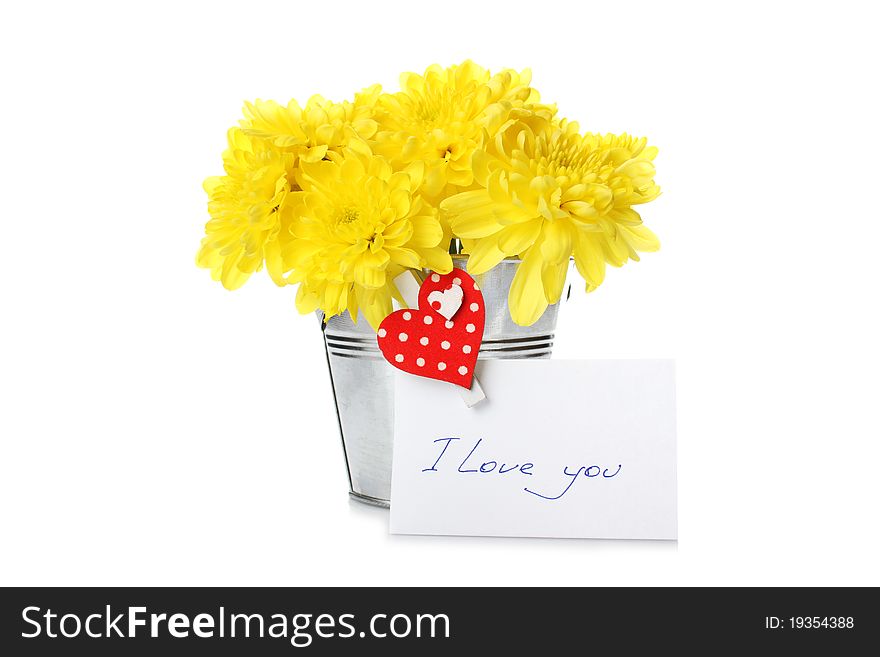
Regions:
[[197, 61, 660, 328]]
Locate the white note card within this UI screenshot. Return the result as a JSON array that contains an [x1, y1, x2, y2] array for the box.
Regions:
[[390, 359, 677, 540]]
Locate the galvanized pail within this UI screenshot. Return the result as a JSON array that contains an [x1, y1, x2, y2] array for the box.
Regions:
[[320, 256, 568, 507]]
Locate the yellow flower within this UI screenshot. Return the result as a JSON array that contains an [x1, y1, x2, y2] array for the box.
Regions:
[[197, 90, 382, 290], [239, 86, 381, 160], [373, 60, 550, 203], [197, 128, 297, 289], [441, 115, 661, 326], [287, 143, 452, 329]]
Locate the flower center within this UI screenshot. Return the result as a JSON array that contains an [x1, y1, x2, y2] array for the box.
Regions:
[[337, 207, 360, 225], [546, 137, 591, 177], [416, 95, 441, 123]]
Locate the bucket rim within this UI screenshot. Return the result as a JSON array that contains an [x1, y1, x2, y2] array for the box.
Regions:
[[448, 254, 522, 265], [444, 254, 574, 268]]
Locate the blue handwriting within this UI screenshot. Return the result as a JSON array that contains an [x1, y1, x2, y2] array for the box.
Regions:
[[421, 437, 620, 501]]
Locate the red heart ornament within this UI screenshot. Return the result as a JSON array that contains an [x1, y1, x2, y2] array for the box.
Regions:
[[377, 268, 485, 389]]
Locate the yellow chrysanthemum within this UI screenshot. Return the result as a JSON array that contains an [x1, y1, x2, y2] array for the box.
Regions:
[[286, 143, 453, 329], [197, 128, 297, 289], [373, 60, 551, 203], [239, 86, 381, 161], [197, 90, 382, 290], [441, 115, 661, 326]]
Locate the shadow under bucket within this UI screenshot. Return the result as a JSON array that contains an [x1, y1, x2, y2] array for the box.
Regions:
[[320, 256, 568, 507]]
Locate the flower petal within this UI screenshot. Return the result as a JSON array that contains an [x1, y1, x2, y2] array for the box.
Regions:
[[353, 249, 389, 288], [417, 247, 453, 274], [539, 220, 574, 264], [359, 286, 393, 330], [508, 244, 549, 326], [619, 223, 660, 252], [386, 246, 421, 270], [302, 144, 329, 163], [389, 189, 411, 218], [295, 282, 321, 315], [466, 233, 507, 274], [541, 259, 568, 304], [408, 214, 444, 248], [497, 218, 543, 255], [573, 233, 606, 290]]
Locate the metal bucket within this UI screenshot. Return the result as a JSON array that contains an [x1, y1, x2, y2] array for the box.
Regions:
[[320, 256, 568, 507]]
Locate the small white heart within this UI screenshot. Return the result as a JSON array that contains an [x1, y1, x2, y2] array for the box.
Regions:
[[427, 284, 464, 320]]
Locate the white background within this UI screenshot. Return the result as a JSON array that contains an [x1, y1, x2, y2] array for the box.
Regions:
[[1, 1, 878, 586]]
